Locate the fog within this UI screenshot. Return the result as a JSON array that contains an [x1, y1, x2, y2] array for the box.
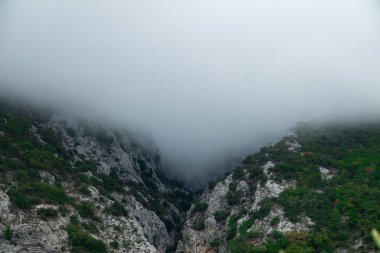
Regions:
[[1, 0, 380, 185]]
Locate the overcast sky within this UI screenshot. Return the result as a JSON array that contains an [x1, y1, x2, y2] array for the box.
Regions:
[[1, 0, 380, 185]]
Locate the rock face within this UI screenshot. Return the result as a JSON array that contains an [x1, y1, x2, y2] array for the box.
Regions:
[[1, 102, 380, 253], [177, 126, 380, 253], [176, 161, 308, 253], [0, 103, 191, 253]]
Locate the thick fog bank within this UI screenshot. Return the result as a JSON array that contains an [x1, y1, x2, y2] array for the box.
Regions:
[[1, 0, 380, 185]]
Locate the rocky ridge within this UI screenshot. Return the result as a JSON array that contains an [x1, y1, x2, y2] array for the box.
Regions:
[[177, 124, 380, 253], [1, 102, 380, 253], [0, 103, 191, 253]]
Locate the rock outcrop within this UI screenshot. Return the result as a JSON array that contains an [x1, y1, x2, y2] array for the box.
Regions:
[[0, 103, 191, 253]]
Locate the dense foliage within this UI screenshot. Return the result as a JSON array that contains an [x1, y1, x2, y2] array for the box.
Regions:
[[229, 122, 380, 252]]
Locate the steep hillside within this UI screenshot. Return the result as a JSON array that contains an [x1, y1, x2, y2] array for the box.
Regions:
[[177, 123, 380, 253], [0, 102, 192, 253], [1, 100, 380, 253]]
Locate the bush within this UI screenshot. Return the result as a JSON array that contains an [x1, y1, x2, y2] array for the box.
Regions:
[[214, 210, 229, 222], [251, 198, 272, 219], [7, 187, 35, 209], [227, 191, 243, 206], [239, 219, 254, 238], [191, 219, 205, 231], [191, 202, 208, 215], [229, 181, 238, 191], [210, 237, 222, 248], [105, 201, 128, 217], [8, 183, 69, 209], [77, 201, 96, 219], [67, 224, 107, 253], [4, 226, 13, 241], [110, 240, 120, 249], [270, 216, 280, 226], [232, 168, 245, 180], [79, 186, 91, 196], [227, 216, 238, 240], [82, 222, 98, 233], [37, 207, 58, 220]]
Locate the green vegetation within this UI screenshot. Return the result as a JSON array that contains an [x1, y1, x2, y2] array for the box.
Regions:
[[191, 202, 208, 215], [105, 200, 128, 217], [37, 207, 58, 220], [214, 210, 229, 222], [226, 190, 243, 206], [7, 183, 69, 209], [230, 122, 380, 252], [210, 237, 222, 248], [79, 186, 91, 196], [4, 226, 13, 241], [233, 168, 246, 180], [251, 198, 272, 220], [76, 201, 96, 219], [0, 102, 194, 252], [227, 216, 238, 240], [67, 223, 108, 253], [110, 240, 120, 249], [191, 219, 206, 231], [270, 216, 280, 226]]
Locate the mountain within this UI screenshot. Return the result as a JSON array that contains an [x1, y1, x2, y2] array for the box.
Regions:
[[177, 122, 380, 253], [0, 101, 192, 253], [1, 101, 380, 253]]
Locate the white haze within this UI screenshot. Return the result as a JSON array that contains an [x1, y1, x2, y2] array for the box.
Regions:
[[0, 0, 380, 185]]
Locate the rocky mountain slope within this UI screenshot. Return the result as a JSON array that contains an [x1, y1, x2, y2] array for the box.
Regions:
[[0, 101, 192, 253], [177, 123, 380, 253], [1, 100, 380, 253]]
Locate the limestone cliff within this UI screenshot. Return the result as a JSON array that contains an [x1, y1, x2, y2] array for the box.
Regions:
[[177, 124, 380, 253], [0, 102, 191, 253]]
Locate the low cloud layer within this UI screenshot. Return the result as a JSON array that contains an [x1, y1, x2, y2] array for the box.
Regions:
[[1, 0, 380, 185]]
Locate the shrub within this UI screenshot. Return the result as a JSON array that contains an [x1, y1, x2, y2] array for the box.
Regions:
[[226, 191, 243, 206], [229, 181, 238, 191], [191, 202, 208, 215], [232, 168, 245, 180], [210, 237, 222, 248], [70, 215, 80, 225], [77, 201, 96, 219], [227, 216, 238, 240], [79, 186, 91, 196], [239, 219, 254, 238], [214, 210, 229, 222], [7, 187, 35, 209], [251, 198, 272, 219], [66, 224, 107, 253], [270, 216, 280, 226], [110, 240, 120, 249], [4, 226, 13, 241], [191, 219, 205, 231], [105, 201, 128, 217], [58, 206, 70, 217], [247, 230, 263, 239], [8, 183, 69, 209], [37, 207, 58, 220], [81, 222, 98, 233]]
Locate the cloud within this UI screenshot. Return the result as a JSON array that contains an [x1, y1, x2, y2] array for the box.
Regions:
[[1, 0, 380, 185]]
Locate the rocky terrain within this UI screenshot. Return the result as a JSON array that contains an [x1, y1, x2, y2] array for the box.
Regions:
[[1, 101, 380, 253], [0, 102, 192, 253], [177, 124, 380, 253]]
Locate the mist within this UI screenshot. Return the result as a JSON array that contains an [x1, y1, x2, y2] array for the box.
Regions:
[[1, 0, 380, 185]]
